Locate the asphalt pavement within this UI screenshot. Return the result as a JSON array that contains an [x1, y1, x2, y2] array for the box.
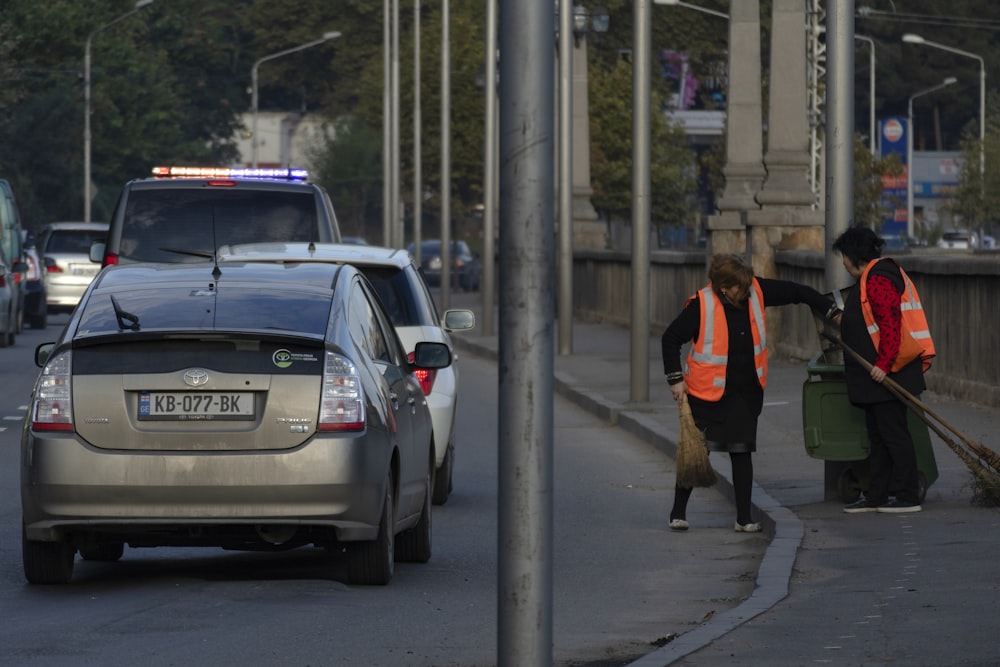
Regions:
[[448, 291, 1000, 666]]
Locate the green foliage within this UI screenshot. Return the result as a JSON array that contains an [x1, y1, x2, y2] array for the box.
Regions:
[[853, 135, 903, 232], [589, 59, 697, 228], [946, 93, 1000, 237]]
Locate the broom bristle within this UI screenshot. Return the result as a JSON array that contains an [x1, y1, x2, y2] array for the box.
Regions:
[[677, 395, 716, 488]]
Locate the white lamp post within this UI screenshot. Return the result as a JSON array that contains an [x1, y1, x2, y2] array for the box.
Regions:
[[855, 34, 876, 154], [903, 34, 985, 180], [251, 31, 341, 168], [84, 0, 154, 223], [907, 77, 957, 240]]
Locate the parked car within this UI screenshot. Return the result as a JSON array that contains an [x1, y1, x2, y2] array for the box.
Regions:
[[0, 252, 26, 347], [937, 230, 976, 250], [0, 178, 26, 334], [406, 239, 482, 291], [91, 165, 342, 266], [20, 229, 47, 329], [37, 222, 108, 315], [21, 260, 452, 585], [218, 241, 476, 505]]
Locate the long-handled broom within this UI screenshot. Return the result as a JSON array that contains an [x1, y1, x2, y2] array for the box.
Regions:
[[676, 394, 717, 488], [820, 331, 1000, 504]]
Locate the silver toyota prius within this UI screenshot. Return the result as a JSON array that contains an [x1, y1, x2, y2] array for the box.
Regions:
[[20, 260, 451, 586]]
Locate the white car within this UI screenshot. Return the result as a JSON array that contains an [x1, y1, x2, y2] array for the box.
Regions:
[[218, 242, 475, 504]]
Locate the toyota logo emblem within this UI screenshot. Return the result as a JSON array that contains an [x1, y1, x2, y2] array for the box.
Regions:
[[183, 369, 210, 387]]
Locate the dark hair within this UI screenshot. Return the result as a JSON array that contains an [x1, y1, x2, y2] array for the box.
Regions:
[[708, 253, 754, 302], [832, 227, 884, 267]]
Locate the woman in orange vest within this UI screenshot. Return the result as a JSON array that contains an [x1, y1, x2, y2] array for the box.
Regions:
[[662, 254, 835, 532], [833, 226, 934, 514]]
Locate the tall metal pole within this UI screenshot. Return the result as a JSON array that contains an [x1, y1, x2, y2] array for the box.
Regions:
[[823, 0, 854, 292], [907, 78, 957, 240], [557, 0, 573, 355], [481, 0, 498, 336], [391, 0, 401, 247], [413, 0, 422, 262], [497, 0, 554, 662], [383, 0, 392, 245], [631, 0, 651, 402], [440, 0, 452, 310], [252, 32, 341, 169], [83, 0, 153, 223]]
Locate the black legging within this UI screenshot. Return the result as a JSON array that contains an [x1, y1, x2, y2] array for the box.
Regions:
[[671, 452, 755, 525]]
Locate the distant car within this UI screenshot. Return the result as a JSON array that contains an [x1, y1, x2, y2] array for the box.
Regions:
[[881, 234, 910, 254], [937, 230, 976, 250], [21, 260, 452, 585], [0, 178, 27, 334], [91, 165, 342, 266], [407, 239, 482, 291], [37, 222, 108, 315], [20, 229, 47, 329], [0, 252, 26, 347], [218, 242, 476, 505]]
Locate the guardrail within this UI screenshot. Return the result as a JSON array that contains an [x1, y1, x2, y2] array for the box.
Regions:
[[572, 248, 1000, 408]]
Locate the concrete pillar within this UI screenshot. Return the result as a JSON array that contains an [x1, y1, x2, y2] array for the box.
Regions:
[[755, 0, 815, 208], [571, 36, 608, 249]]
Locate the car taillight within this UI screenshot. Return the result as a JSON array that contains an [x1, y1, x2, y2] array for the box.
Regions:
[[103, 253, 119, 267], [318, 351, 366, 431], [32, 350, 74, 431], [26, 255, 39, 281], [13, 272, 23, 284], [0, 273, 5, 288], [46, 263, 64, 274], [407, 352, 437, 395]]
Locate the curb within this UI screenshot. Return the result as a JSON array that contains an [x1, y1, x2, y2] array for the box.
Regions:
[[453, 336, 803, 666]]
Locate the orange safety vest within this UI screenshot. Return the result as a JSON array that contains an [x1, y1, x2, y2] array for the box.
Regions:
[[859, 259, 935, 372], [683, 279, 768, 401]]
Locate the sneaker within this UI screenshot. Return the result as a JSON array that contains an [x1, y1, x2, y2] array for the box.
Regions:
[[877, 499, 922, 513], [843, 498, 879, 514], [669, 518, 689, 531], [734, 521, 762, 533]]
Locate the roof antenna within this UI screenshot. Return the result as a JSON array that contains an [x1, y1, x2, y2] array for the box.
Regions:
[[211, 206, 222, 280]]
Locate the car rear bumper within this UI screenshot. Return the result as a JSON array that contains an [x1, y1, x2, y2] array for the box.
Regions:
[[21, 430, 389, 543]]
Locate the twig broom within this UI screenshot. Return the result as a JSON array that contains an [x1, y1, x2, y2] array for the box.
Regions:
[[676, 394, 717, 488], [821, 331, 1000, 505]]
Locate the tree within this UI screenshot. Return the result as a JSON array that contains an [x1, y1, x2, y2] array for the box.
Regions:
[[853, 134, 904, 232], [946, 93, 1000, 242]]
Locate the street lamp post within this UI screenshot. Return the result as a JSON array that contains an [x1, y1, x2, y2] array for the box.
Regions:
[[855, 34, 876, 154], [903, 34, 986, 180], [653, 0, 730, 19], [251, 31, 341, 169], [907, 77, 957, 239], [84, 0, 154, 223]]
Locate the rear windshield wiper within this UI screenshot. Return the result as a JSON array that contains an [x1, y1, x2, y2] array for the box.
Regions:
[[110, 294, 140, 331]]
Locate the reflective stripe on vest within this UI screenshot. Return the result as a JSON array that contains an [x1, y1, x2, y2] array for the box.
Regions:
[[859, 258, 936, 372], [684, 279, 768, 401]]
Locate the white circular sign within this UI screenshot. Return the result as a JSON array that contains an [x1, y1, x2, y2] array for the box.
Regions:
[[883, 119, 904, 143]]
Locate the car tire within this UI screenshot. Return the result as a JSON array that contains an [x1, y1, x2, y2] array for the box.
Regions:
[[79, 542, 124, 562], [396, 465, 432, 563], [347, 471, 395, 585], [22, 525, 75, 585], [431, 444, 453, 506]]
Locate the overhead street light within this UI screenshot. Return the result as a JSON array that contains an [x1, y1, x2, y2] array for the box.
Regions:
[[903, 34, 986, 180], [251, 31, 341, 168], [907, 77, 957, 240], [653, 0, 730, 20], [84, 0, 154, 223]]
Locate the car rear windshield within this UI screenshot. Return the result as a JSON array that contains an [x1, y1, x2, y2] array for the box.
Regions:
[[46, 229, 108, 254], [76, 287, 332, 337], [360, 266, 439, 328], [121, 189, 318, 262]]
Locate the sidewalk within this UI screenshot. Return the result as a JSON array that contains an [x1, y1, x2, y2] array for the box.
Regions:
[[448, 293, 1000, 665]]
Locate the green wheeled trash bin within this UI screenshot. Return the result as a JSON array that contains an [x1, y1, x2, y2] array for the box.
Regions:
[[802, 352, 939, 503]]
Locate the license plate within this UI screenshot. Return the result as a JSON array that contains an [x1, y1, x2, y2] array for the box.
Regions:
[[69, 263, 99, 276], [138, 392, 255, 421]]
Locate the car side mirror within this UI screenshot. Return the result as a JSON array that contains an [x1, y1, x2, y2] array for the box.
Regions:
[[443, 309, 476, 332], [89, 242, 105, 263], [35, 342, 55, 367], [412, 341, 452, 369]]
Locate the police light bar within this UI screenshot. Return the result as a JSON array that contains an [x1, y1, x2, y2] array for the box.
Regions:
[[151, 166, 309, 181]]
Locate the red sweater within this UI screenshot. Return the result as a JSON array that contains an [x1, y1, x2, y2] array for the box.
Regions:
[[866, 274, 902, 373]]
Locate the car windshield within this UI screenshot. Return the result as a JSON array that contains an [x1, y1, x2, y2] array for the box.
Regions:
[[76, 286, 332, 336], [46, 229, 108, 254], [120, 190, 318, 263], [360, 266, 439, 327]]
